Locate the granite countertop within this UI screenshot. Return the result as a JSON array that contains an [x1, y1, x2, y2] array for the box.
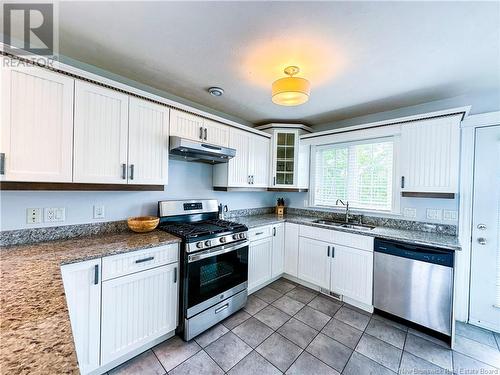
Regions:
[[0, 230, 180, 374], [232, 214, 461, 251]]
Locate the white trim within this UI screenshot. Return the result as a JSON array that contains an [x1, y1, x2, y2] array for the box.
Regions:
[[301, 124, 401, 146], [461, 111, 500, 128], [301, 106, 471, 140], [0, 43, 271, 139], [255, 123, 314, 133]]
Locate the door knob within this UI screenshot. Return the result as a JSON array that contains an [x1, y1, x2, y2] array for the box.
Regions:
[[477, 238, 487, 245]]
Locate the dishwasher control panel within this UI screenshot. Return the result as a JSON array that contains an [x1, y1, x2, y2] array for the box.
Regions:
[[374, 239, 454, 267]]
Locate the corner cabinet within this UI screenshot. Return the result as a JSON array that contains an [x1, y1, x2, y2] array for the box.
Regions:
[[400, 114, 461, 195], [255, 124, 313, 190], [1, 63, 74, 182], [213, 127, 270, 188]]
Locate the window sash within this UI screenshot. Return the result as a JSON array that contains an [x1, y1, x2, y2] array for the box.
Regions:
[[312, 137, 394, 212]]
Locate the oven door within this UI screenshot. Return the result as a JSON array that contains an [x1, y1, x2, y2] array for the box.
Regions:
[[185, 240, 248, 317]]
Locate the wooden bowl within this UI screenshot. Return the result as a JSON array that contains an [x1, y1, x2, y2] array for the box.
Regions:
[[127, 216, 159, 233]]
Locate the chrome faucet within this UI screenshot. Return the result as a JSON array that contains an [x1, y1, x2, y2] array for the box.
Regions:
[[336, 199, 350, 223]]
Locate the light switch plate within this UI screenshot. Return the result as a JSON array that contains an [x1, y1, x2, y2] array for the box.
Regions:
[[443, 209, 458, 221], [93, 205, 105, 219], [426, 208, 442, 220], [26, 208, 42, 224], [44, 207, 65, 222], [403, 208, 417, 219]]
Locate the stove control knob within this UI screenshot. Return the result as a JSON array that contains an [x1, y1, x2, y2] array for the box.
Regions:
[[239, 233, 246, 239], [232, 234, 239, 240], [196, 241, 204, 249], [204, 240, 211, 247], [219, 237, 227, 244]]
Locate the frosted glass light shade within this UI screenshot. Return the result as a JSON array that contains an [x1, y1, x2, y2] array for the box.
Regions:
[[272, 76, 310, 106]]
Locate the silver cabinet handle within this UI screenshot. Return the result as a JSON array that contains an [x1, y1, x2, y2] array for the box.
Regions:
[[401, 176, 405, 189], [204, 128, 208, 140], [135, 256, 154, 263], [327, 246, 330, 257], [215, 303, 229, 314], [130, 164, 134, 180], [255, 232, 264, 235], [478, 238, 487, 245], [331, 246, 335, 258], [122, 163, 127, 179], [199, 126, 204, 139], [0, 153, 5, 175], [174, 267, 177, 283], [273, 176, 276, 185], [94, 264, 99, 285]]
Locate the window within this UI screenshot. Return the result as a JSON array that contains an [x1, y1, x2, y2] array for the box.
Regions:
[[312, 138, 395, 212]]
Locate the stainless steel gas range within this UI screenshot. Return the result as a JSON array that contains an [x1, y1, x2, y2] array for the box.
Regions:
[[157, 199, 249, 341]]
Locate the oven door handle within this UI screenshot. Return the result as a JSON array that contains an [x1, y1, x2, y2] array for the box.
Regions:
[[188, 240, 249, 263]]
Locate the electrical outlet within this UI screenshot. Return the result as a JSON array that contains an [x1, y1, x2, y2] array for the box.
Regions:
[[44, 208, 65, 222], [26, 208, 42, 224], [426, 208, 442, 220], [403, 208, 417, 219], [93, 205, 105, 219], [443, 209, 458, 221]]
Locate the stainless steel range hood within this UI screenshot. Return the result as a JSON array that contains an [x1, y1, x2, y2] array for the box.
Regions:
[[169, 136, 236, 164]]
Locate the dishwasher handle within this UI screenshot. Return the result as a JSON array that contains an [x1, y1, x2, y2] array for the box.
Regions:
[[374, 238, 453, 267]]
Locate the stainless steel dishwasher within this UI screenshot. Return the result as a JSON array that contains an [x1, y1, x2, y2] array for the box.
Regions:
[[373, 238, 454, 336]]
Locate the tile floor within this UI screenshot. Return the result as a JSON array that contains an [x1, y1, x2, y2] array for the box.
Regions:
[[108, 278, 500, 375]]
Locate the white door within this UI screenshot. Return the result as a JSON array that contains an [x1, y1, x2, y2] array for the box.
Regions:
[[469, 125, 500, 332], [203, 119, 229, 147], [248, 237, 273, 291], [330, 245, 373, 305], [169, 109, 205, 142], [400, 115, 461, 193], [1, 64, 74, 182], [284, 223, 299, 277], [228, 128, 250, 187], [249, 135, 270, 187], [298, 237, 331, 289], [272, 224, 285, 278], [128, 98, 169, 185], [61, 259, 101, 375], [73, 81, 129, 183], [101, 264, 178, 365]]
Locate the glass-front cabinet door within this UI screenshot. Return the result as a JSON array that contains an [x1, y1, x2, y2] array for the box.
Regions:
[[274, 130, 297, 186]]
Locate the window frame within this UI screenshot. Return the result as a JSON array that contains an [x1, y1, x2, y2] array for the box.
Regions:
[[309, 136, 401, 214]]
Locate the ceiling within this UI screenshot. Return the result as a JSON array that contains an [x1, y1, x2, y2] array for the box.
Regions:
[[58, 1, 500, 126]]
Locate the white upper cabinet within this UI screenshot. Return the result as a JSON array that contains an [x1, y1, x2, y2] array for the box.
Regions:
[[128, 98, 169, 185], [1, 64, 74, 182], [227, 127, 251, 187], [400, 115, 461, 194], [204, 119, 229, 147], [74, 81, 129, 184], [249, 134, 270, 187]]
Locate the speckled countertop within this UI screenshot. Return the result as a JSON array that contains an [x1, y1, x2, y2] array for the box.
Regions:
[[232, 214, 461, 251], [0, 230, 180, 374]]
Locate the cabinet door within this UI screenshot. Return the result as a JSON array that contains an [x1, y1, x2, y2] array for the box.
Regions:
[[61, 259, 101, 374], [248, 237, 273, 291], [298, 237, 330, 289], [128, 98, 169, 185], [227, 127, 250, 187], [203, 119, 229, 147], [271, 224, 285, 278], [101, 263, 178, 365], [284, 223, 299, 277], [272, 130, 298, 187], [73, 81, 129, 183], [330, 245, 373, 305], [400, 115, 461, 193], [1, 64, 74, 182], [169, 109, 204, 142], [249, 135, 270, 187]]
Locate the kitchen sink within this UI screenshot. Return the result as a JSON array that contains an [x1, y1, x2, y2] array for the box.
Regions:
[[313, 219, 375, 231]]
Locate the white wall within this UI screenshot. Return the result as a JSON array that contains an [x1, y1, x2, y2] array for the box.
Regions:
[[0, 160, 276, 231]]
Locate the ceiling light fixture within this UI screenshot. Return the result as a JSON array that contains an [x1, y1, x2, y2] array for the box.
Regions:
[[272, 66, 310, 106], [208, 87, 224, 97]]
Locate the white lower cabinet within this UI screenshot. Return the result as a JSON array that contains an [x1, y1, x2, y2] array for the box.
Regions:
[[284, 223, 299, 277], [297, 236, 331, 289], [61, 244, 179, 375], [248, 236, 273, 291], [101, 263, 178, 365], [271, 224, 285, 278]]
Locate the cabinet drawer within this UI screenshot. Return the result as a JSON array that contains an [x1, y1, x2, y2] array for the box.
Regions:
[[248, 226, 272, 241], [333, 231, 374, 252], [299, 225, 334, 243], [102, 244, 179, 281]]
